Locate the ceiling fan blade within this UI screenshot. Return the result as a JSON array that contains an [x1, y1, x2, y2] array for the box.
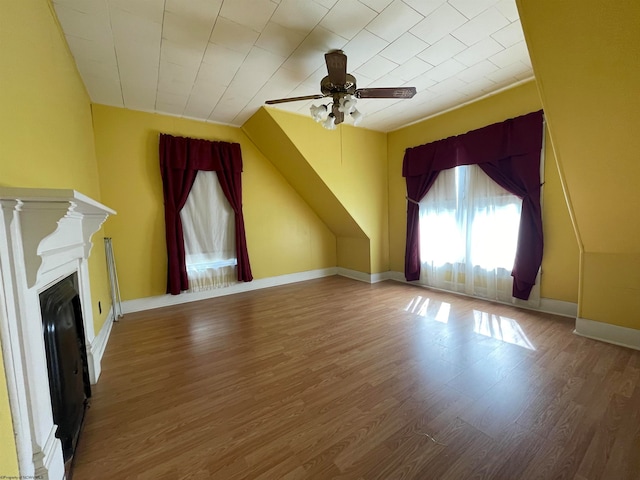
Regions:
[[355, 87, 417, 99], [325, 50, 347, 86], [265, 94, 325, 105]]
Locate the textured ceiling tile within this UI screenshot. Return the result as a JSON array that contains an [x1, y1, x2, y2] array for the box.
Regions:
[[64, 34, 117, 64], [165, 0, 222, 20], [225, 47, 286, 95], [209, 17, 260, 54], [258, 67, 306, 103], [448, 0, 499, 19], [312, 0, 338, 8], [271, 0, 327, 31], [162, 10, 213, 46], [121, 83, 157, 111], [428, 76, 468, 94], [53, 0, 109, 16], [491, 21, 525, 48], [282, 27, 348, 74], [488, 40, 529, 68], [379, 32, 428, 64], [425, 58, 467, 82], [211, 93, 253, 124], [341, 29, 389, 71], [454, 36, 504, 66], [363, 72, 399, 88], [200, 44, 245, 85], [365, 0, 424, 42], [320, 0, 377, 40], [402, 0, 446, 17], [54, 0, 532, 131], [390, 57, 433, 82], [256, 22, 306, 57], [358, 0, 393, 13], [54, 4, 113, 42], [456, 60, 499, 82], [410, 4, 468, 45], [108, 0, 165, 24], [354, 55, 399, 80], [161, 40, 205, 68], [110, 7, 161, 47], [495, 0, 520, 21], [485, 61, 530, 83], [417, 34, 467, 66], [451, 7, 510, 46], [80, 74, 123, 106], [219, 0, 277, 32], [189, 78, 226, 101]]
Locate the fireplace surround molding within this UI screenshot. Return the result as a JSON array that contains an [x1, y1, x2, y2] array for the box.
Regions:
[[0, 188, 115, 479]]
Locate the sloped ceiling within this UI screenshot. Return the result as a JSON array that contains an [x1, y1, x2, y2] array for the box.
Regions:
[[52, 0, 533, 132]]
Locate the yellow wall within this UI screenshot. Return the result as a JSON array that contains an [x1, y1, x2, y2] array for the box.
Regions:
[[265, 109, 389, 274], [388, 80, 580, 303], [518, 0, 640, 328], [92, 105, 336, 301], [242, 108, 369, 274], [0, 0, 113, 473]]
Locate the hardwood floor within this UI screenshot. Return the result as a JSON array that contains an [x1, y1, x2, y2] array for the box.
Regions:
[[72, 277, 640, 479]]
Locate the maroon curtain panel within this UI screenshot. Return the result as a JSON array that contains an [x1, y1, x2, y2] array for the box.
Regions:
[[160, 134, 253, 295], [403, 110, 544, 300]]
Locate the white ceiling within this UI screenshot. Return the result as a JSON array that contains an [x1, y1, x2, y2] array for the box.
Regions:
[[52, 0, 533, 132]]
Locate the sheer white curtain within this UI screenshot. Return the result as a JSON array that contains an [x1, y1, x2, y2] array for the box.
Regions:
[[419, 164, 540, 305], [180, 171, 237, 292]]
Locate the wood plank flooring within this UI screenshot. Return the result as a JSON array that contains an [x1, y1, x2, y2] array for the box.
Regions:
[[72, 277, 640, 479]]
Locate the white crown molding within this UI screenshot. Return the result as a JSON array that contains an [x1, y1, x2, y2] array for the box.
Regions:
[[575, 317, 640, 351]]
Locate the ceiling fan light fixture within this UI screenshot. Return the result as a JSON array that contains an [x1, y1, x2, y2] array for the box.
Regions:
[[310, 104, 328, 122], [323, 114, 337, 130], [338, 94, 356, 114], [351, 108, 363, 126], [267, 51, 416, 130]]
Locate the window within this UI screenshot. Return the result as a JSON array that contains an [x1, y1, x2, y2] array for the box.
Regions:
[[180, 171, 237, 292], [418, 164, 539, 304]]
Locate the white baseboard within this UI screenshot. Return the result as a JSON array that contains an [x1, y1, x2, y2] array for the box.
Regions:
[[386, 271, 578, 318], [122, 268, 339, 314], [120, 268, 579, 318], [87, 306, 115, 383], [538, 298, 578, 318], [575, 317, 640, 351], [336, 267, 391, 284]]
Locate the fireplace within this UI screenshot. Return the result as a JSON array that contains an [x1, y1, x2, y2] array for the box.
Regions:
[[40, 273, 91, 469], [0, 188, 115, 479]]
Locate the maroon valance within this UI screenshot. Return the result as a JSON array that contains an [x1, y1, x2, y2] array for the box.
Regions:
[[403, 110, 544, 300], [160, 134, 243, 172], [160, 134, 252, 295]]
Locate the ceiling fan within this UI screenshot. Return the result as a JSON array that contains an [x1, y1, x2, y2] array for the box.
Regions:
[[265, 50, 417, 129]]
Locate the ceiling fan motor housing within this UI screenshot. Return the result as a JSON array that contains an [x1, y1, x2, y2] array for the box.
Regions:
[[321, 74, 357, 97]]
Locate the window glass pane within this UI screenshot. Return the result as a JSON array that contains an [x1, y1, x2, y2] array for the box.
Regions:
[[418, 164, 523, 301]]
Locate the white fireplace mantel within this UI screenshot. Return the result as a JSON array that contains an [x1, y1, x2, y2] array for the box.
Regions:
[[0, 187, 115, 479]]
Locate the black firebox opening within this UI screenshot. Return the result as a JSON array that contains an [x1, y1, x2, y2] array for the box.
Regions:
[[40, 273, 91, 466]]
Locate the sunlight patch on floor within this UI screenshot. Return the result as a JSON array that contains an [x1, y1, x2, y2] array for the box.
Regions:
[[405, 296, 451, 324], [473, 310, 536, 350]]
